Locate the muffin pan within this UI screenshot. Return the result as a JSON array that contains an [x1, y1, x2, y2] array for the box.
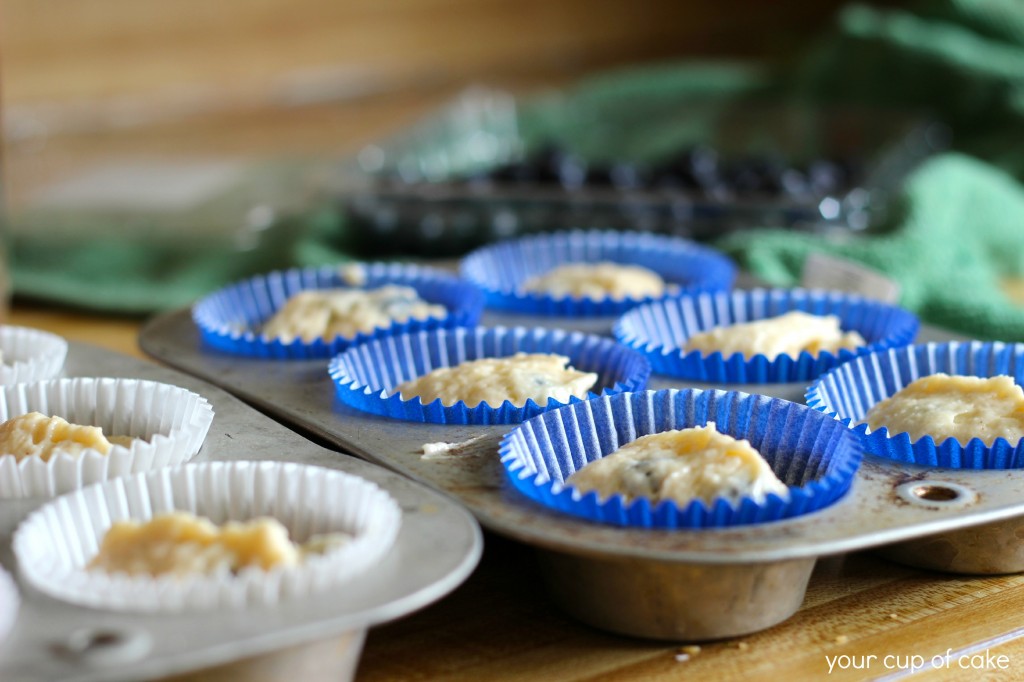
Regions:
[[138, 306, 1024, 640], [0, 343, 481, 681]]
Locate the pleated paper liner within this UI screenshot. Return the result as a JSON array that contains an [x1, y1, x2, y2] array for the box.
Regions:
[[13, 461, 401, 612], [459, 229, 736, 317], [500, 388, 862, 528], [0, 325, 68, 384], [614, 288, 919, 383], [0, 378, 214, 498], [193, 262, 485, 359], [0, 567, 17, 647], [328, 326, 651, 425], [806, 341, 1024, 468]]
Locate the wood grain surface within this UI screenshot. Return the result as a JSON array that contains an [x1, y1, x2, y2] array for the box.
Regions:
[[6, 2, 1022, 676], [9, 305, 145, 359], [355, 536, 1024, 682], [1, 0, 864, 205], [3, 0, 849, 122]]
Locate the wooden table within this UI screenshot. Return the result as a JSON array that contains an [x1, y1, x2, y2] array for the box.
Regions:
[[10, 302, 1024, 682]]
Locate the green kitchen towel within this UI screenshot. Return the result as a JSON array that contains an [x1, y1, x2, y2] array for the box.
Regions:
[[715, 0, 1024, 340], [789, 0, 1024, 170], [8, 211, 317, 314], [716, 152, 1024, 340], [12, 236, 281, 314]]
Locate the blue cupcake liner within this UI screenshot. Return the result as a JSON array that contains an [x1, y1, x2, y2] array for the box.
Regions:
[[459, 229, 736, 317], [614, 288, 919, 384], [328, 326, 651, 425], [192, 263, 484, 359], [500, 388, 862, 528], [806, 341, 1024, 468]]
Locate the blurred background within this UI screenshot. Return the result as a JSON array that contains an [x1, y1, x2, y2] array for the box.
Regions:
[[3, 0, 1024, 338], [3, 0, 854, 147], [3, 0, 862, 228]]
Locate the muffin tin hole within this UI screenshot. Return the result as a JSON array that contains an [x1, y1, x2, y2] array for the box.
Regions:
[[913, 485, 960, 502], [895, 481, 978, 510], [62, 627, 151, 666]]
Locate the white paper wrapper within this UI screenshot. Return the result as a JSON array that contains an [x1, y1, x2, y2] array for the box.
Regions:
[[0, 566, 18, 647], [0, 326, 68, 385], [0, 378, 215, 498], [13, 461, 402, 612]]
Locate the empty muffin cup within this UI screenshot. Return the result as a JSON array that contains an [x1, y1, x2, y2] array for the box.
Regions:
[[459, 229, 736, 317], [13, 460, 402, 612], [806, 340, 1024, 468], [328, 326, 651, 425], [614, 288, 919, 383], [0, 325, 68, 384], [0, 377, 215, 498], [193, 262, 485, 359], [500, 388, 862, 528]]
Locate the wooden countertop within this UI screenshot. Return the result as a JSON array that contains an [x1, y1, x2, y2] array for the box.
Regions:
[[11, 303, 1024, 681], [6, 1, 1023, 673]]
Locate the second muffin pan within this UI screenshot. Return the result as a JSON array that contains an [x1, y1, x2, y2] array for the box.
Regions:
[[0, 343, 481, 681]]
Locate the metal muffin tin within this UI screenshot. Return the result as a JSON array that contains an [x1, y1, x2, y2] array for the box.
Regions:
[[140, 309, 1024, 641], [0, 343, 482, 682]]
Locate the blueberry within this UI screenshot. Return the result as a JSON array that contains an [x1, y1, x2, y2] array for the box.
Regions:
[[486, 161, 538, 184], [807, 160, 845, 194], [535, 145, 574, 184], [725, 164, 764, 194], [778, 168, 809, 197], [556, 155, 589, 190], [584, 164, 615, 187], [609, 162, 649, 190], [687, 145, 720, 182]]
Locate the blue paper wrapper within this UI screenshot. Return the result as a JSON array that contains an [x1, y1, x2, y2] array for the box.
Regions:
[[500, 388, 862, 528], [806, 341, 1024, 468], [192, 263, 484, 359], [459, 230, 736, 317], [328, 326, 651, 425], [614, 288, 919, 384]]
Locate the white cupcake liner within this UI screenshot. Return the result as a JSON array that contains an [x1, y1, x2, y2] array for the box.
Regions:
[[0, 566, 18, 646], [0, 378, 215, 498], [13, 461, 403, 612], [0, 326, 68, 384]]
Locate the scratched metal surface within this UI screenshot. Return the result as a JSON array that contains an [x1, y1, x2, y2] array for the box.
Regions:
[[136, 309, 1024, 566], [0, 343, 482, 682]]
